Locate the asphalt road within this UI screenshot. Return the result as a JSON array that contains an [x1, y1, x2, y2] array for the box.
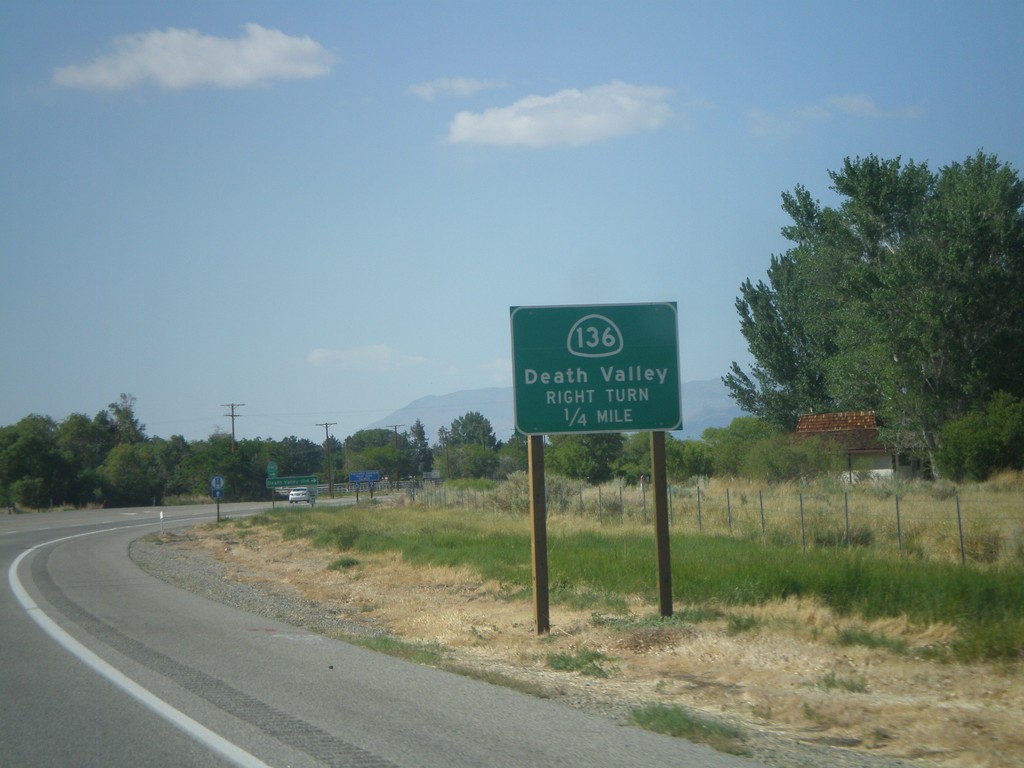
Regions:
[[2, 504, 765, 768]]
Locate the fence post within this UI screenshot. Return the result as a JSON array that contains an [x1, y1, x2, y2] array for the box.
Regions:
[[619, 482, 624, 523], [642, 480, 648, 524], [895, 494, 903, 558], [956, 495, 966, 565], [727, 488, 732, 532], [844, 492, 850, 547], [759, 490, 765, 535], [800, 492, 807, 553], [598, 486, 603, 524], [697, 486, 703, 531]]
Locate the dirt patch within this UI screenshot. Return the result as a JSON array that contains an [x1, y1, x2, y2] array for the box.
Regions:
[[143, 525, 1023, 768]]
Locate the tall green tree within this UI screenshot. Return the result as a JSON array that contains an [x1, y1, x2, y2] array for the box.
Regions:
[[448, 412, 498, 449], [0, 415, 76, 507], [99, 443, 165, 506], [727, 152, 1024, 470], [408, 420, 433, 474], [108, 393, 146, 445]]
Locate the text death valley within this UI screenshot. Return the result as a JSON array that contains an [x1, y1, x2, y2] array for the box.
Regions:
[[523, 366, 670, 386]]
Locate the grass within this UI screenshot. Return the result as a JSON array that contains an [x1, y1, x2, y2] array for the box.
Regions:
[[819, 670, 869, 693], [350, 635, 448, 666], [546, 649, 611, 677], [234, 491, 1024, 662], [629, 704, 749, 756], [836, 626, 908, 655]]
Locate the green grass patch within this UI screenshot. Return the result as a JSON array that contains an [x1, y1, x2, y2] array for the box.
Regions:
[[836, 626, 908, 654], [350, 635, 447, 666], [327, 556, 360, 571], [546, 649, 610, 677], [726, 614, 760, 635], [629, 704, 749, 756], [232, 503, 1024, 662]]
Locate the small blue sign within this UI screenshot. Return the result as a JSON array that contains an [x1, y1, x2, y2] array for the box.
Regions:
[[348, 470, 381, 483], [211, 475, 225, 491], [211, 488, 224, 499]]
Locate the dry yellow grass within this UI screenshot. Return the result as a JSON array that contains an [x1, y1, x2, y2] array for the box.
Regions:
[[179, 517, 1024, 768]]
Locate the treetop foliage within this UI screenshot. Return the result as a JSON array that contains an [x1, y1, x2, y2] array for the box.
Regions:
[[726, 151, 1024, 473]]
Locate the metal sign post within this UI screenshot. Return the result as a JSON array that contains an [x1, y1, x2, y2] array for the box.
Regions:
[[210, 476, 225, 522]]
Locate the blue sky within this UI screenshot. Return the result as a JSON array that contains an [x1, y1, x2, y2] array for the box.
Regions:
[[3, 1, 1022, 444]]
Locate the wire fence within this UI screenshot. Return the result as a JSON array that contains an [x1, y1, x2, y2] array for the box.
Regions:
[[415, 481, 1024, 567]]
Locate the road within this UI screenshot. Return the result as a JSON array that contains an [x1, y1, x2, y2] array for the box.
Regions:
[[2, 504, 764, 768]]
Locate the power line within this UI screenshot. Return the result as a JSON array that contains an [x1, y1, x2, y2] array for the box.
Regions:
[[221, 403, 245, 452], [386, 424, 404, 449]]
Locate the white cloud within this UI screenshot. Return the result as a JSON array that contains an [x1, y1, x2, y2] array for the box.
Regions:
[[53, 23, 334, 90], [750, 93, 920, 136], [447, 81, 672, 147], [407, 77, 506, 101], [826, 94, 884, 118], [307, 345, 429, 373]]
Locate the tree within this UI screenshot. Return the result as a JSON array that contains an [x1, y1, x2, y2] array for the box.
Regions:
[[99, 443, 165, 507], [495, 434, 528, 478], [0, 415, 76, 507], [408, 420, 433, 474], [448, 412, 498, 449], [664, 438, 713, 482], [344, 429, 412, 481], [545, 433, 624, 484], [701, 417, 779, 477], [108, 393, 146, 445], [727, 152, 1024, 470]]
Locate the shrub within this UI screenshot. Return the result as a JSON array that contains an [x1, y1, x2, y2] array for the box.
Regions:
[[938, 392, 1024, 481]]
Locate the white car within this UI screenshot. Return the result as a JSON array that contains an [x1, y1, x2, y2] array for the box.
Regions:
[[288, 487, 311, 504]]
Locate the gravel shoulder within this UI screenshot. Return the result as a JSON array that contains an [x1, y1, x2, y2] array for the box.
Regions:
[[130, 526, 1020, 768]]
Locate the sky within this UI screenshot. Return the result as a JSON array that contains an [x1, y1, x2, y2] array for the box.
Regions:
[[2, 1, 1022, 445]]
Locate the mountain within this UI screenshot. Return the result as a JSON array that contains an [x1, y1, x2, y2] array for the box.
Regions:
[[366, 379, 744, 442]]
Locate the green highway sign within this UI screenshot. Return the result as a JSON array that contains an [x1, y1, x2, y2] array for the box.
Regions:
[[266, 475, 318, 488], [510, 303, 682, 435]]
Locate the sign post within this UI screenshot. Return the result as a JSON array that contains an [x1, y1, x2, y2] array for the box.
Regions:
[[348, 470, 381, 501], [267, 462, 279, 507], [511, 303, 682, 631], [527, 435, 549, 634], [210, 475, 225, 522]]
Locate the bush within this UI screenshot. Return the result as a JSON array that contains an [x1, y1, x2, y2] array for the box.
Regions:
[[938, 392, 1024, 481], [11, 477, 48, 508]]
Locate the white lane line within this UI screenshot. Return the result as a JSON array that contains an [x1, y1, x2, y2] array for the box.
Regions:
[[8, 525, 271, 768]]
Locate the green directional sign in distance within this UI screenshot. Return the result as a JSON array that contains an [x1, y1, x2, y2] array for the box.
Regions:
[[266, 475, 318, 488], [510, 303, 682, 435]]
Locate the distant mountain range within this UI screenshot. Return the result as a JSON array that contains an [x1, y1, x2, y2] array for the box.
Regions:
[[367, 378, 744, 442]]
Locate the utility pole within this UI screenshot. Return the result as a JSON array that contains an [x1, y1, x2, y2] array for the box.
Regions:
[[386, 424, 403, 488], [385, 424, 404, 447], [221, 403, 245, 452], [316, 421, 337, 496]]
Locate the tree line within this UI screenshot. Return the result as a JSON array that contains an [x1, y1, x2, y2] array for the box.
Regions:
[[0, 389, 855, 510], [3, 391, 1018, 511]]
